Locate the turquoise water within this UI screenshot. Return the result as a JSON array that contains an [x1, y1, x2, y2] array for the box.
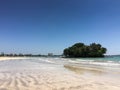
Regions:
[[68, 56, 120, 67], [81, 56, 120, 62]]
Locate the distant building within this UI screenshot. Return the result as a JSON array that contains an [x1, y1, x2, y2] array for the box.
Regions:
[[48, 53, 53, 57]]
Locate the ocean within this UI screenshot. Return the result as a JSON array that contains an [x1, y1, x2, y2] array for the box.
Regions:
[[67, 56, 120, 67]]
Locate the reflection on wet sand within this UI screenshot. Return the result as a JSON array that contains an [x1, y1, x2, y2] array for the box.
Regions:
[[64, 64, 106, 75]]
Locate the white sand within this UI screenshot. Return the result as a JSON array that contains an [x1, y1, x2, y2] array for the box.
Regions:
[[0, 57, 28, 61], [0, 57, 119, 90]]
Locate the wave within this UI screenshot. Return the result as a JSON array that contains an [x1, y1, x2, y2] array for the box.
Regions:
[[67, 58, 120, 67]]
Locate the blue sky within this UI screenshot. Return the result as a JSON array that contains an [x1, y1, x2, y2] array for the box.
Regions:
[[0, 0, 120, 55]]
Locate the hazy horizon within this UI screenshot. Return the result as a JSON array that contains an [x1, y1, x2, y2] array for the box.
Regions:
[[0, 0, 120, 55]]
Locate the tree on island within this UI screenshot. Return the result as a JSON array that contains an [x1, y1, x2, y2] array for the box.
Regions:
[[63, 42, 107, 57]]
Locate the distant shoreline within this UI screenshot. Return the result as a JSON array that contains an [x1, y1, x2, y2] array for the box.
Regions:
[[0, 57, 29, 61]]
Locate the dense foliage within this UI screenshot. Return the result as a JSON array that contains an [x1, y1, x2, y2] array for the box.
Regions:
[[63, 43, 107, 57]]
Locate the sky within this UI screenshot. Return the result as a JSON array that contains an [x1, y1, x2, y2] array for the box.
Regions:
[[0, 0, 120, 55]]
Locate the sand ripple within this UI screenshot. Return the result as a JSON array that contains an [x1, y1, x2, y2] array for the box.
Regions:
[[0, 71, 119, 90]]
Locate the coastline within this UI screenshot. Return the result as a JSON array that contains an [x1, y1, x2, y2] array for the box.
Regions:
[[0, 57, 29, 61], [0, 57, 120, 90]]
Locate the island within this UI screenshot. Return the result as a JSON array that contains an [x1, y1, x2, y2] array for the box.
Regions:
[[63, 42, 107, 58]]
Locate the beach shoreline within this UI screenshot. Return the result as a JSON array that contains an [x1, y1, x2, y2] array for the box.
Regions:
[[0, 56, 30, 61], [0, 57, 120, 90]]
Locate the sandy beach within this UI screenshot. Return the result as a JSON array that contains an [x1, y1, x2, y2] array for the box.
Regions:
[[0, 57, 29, 61], [0, 57, 120, 90]]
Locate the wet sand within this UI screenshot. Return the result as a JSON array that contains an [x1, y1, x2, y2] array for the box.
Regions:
[[0, 57, 120, 90]]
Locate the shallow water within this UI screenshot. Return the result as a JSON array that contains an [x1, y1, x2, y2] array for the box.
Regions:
[[67, 56, 120, 68]]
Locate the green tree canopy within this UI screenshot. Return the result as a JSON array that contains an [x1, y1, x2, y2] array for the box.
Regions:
[[63, 42, 107, 58]]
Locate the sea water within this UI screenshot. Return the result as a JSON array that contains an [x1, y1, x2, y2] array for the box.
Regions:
[[67, 56, 120, 67]]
